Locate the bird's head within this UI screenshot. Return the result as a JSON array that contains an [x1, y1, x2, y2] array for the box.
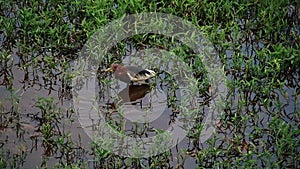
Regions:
[[104, 63, 119, 72]]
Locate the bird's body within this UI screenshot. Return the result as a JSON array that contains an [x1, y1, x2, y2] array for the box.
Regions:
[[105, 64, 156, 84]]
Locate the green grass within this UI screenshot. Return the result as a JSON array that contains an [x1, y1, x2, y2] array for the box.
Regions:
[[0, 0, 299, 168]]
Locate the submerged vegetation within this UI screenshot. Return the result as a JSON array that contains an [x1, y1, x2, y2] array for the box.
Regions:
[[0, 0, 299, 168]]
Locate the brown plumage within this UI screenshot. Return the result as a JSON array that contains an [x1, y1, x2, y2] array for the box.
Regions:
[[104, 64, 156, 84]]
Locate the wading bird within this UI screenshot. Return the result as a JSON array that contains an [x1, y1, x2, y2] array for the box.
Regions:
[[104, 63, 156, 84]]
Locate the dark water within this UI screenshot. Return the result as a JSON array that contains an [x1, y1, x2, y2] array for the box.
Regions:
[[1, 39, 300, 168], [1, 2, 300, 168]]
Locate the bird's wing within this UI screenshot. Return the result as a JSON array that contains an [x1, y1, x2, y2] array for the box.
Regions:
[[125, 66, 156, 82]]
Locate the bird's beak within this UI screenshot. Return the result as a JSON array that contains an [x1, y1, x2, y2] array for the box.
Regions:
[[104, 67, 112, 72]]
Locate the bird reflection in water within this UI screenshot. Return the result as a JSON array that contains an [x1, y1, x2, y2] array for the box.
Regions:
[[108, 84, 151, 110]]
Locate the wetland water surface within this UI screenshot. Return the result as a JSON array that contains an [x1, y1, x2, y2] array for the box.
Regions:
[[1, 1, 300, 168]]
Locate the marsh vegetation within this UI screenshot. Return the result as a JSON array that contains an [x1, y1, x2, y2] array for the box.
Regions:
[[0, 0, 299, 168]]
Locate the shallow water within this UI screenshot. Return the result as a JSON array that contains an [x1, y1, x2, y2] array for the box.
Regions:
[[1, 43, 299, 168], [1, 1, 299, 168]]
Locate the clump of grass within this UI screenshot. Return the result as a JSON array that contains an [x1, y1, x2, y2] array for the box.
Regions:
[[0, 0, 299, 168]]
